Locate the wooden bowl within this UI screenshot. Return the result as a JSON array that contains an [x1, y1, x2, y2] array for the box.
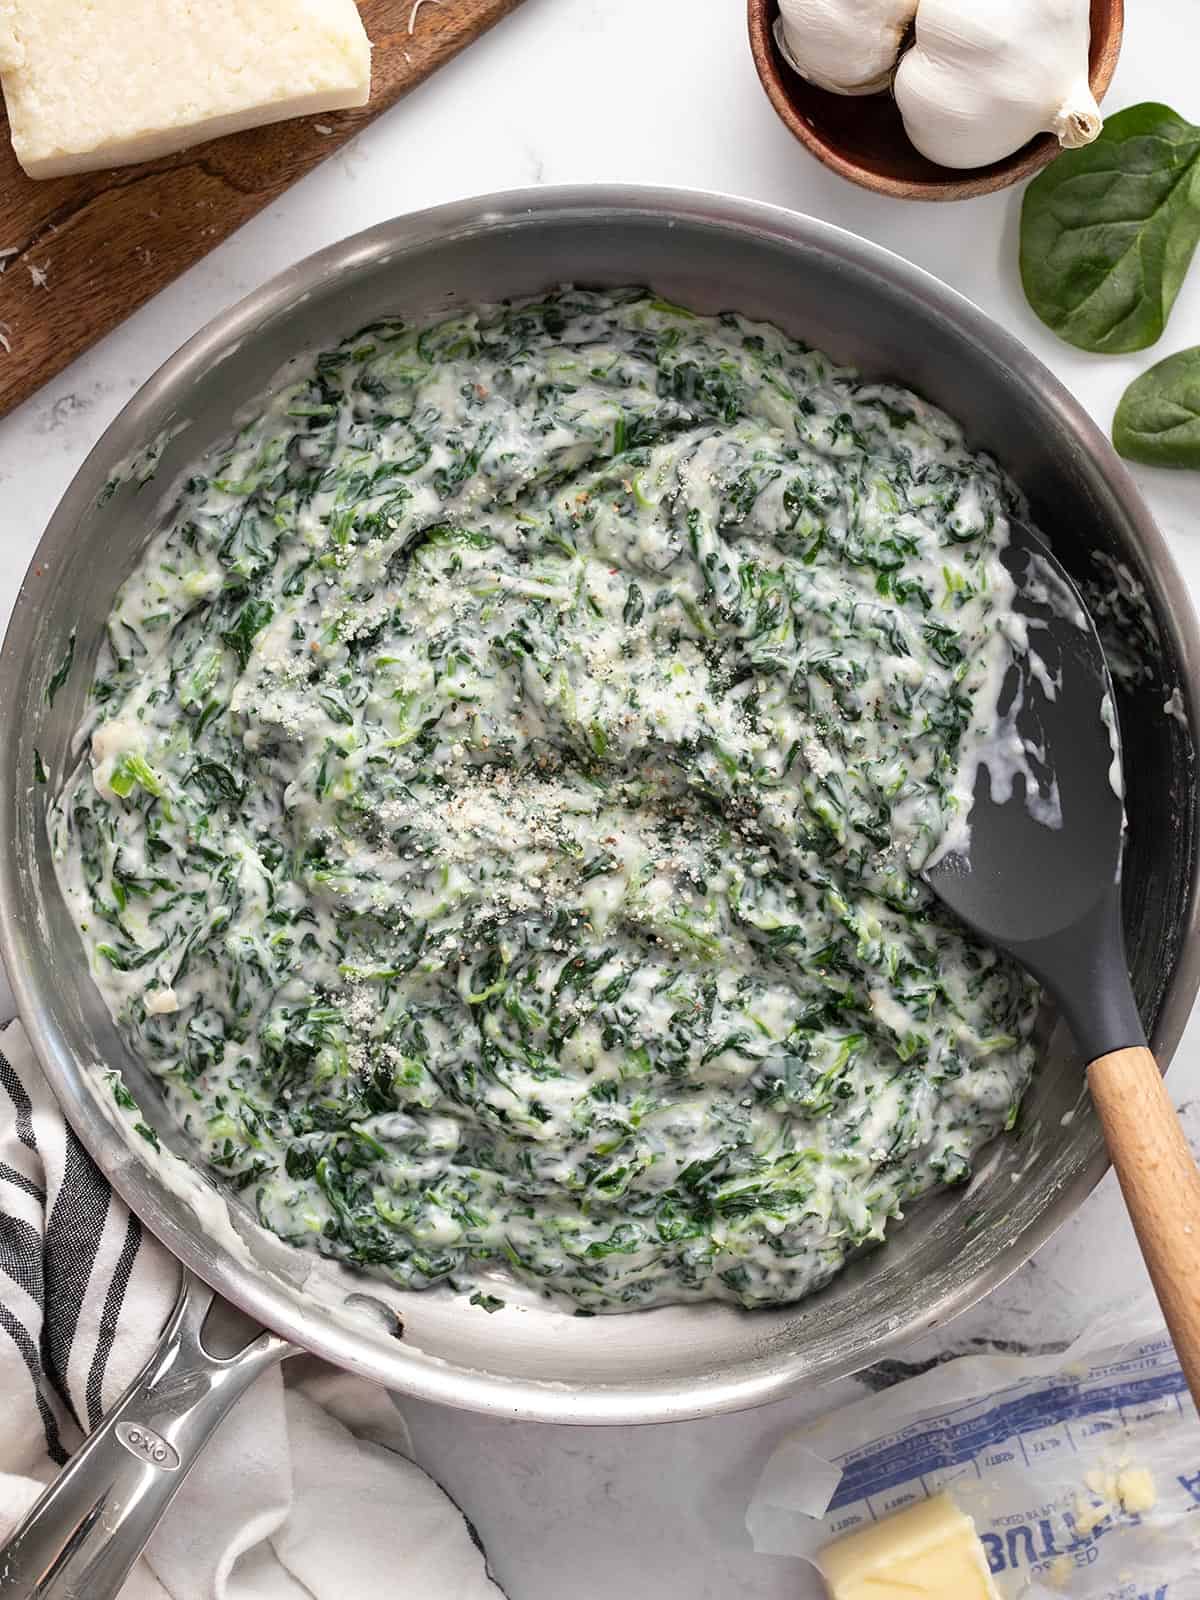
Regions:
[[747, 0, 1124, 201]]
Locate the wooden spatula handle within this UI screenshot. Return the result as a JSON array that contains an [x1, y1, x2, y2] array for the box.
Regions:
[[1088, 1046, 1200, 1404]]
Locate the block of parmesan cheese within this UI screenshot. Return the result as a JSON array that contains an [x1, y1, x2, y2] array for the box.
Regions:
[[818, 1493, 1001, 1600], [0, 0, 371, 179]]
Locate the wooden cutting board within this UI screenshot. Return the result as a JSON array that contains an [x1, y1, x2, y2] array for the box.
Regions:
[[0, 0, 527, 420]]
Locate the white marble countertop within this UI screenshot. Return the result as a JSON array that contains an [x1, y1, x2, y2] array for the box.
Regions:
[[2, 2, 1199, 1595]]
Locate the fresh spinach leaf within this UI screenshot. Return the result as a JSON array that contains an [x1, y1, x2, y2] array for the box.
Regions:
[[1113, 345, 1200, 467], [1021, 102, 1200, 353]]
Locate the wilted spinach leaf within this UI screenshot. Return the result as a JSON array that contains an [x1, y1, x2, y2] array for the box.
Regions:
[[187, 759, 246, 805], [221, 599, 274, 671], [46, 630, 76, 705]]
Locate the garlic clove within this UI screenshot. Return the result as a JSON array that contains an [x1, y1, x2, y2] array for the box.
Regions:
[[774, 0, 916, 99]]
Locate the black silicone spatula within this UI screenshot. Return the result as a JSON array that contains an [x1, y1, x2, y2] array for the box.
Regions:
[[924, 519, 1200, 1402]]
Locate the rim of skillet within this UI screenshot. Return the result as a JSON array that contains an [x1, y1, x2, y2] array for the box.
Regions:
[[2, 184, 1198, 1424]]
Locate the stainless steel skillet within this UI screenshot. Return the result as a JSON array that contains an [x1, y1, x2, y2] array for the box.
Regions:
[[1, 188, 1198, 1595]]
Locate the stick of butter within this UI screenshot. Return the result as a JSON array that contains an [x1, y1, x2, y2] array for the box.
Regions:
[[818, 1493, 1002, 1599], [0, 0, 371, 179]]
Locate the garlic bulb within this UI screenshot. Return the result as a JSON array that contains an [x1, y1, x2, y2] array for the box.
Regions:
[[774, 0, 917, 98], [893, 0, 1101, 170]]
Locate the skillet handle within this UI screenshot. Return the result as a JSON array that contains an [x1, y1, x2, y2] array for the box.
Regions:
[[0, 1268, 291, 1600], [1088, 1045, 1200, 1408]]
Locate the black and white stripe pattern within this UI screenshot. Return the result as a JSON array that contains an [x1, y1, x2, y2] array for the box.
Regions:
[[0, 1022, 176, 1479], [0, 1020, 504, 1598]]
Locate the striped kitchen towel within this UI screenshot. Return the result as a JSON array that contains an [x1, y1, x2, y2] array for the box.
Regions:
[[0, 1020, 500, 1599]]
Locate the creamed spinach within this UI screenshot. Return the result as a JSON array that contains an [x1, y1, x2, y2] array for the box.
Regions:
[[52, 289, 1039, 1310]]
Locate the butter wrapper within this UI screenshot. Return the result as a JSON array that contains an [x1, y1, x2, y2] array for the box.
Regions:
[[748, 1303, 1200, 1597]]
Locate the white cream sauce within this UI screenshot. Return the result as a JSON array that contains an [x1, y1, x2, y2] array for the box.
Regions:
[[51, 290, 1043, 1311]]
